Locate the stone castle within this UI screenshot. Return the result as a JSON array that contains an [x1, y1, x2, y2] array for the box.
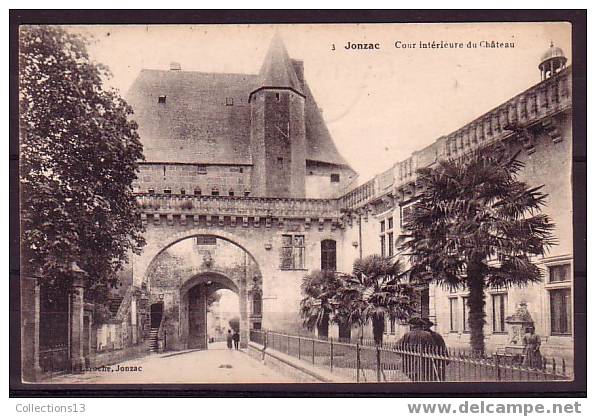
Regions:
[[21, 34, 574, 380]]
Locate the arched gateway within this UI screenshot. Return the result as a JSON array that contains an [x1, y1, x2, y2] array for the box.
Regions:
[[140, 230, 265, 350]]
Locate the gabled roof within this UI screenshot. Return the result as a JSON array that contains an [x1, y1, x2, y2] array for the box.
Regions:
[[251, 31, 304, 98]]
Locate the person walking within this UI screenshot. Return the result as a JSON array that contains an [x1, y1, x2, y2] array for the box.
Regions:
[[232, 330, 240, 350], [226, 329, 233, 350]]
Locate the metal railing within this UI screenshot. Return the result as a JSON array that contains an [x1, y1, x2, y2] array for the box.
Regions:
[[249, 329, 571, 383], [39, 345, 69, 377]]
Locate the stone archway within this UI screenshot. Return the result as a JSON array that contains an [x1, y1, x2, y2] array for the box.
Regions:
[[180, 272, 241, 350], [135, 228, 268, 288], [141, 232, 264, 351]]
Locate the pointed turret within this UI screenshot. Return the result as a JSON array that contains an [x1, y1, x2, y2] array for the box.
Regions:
[[249, 33, 307, 198], [250, 32, 305, 101]]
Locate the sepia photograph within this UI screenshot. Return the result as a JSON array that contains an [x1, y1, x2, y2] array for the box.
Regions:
[[11, 12, 586, 395]]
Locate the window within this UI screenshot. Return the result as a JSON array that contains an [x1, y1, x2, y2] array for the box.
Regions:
[[380, 220, 386, 233], [380, 235, 386, 257], [401, 205, 413, 228], [194, 189, 202, 196], [492, 293, 507, 333], [158, 95, 166, 104], [163, 188, 172, 194], [252, 292, 262, 316], [280, 235, 305, 270], [211, 188, 219, 196], [390, 317, 396, 335], [180, 189, 186, 195], [550, 288, 572, 335], [275, 92, 280, 101], [549, 264, 571, 283], [277, 157, 284, 168], [229, 190, 235, 196], [462, 297, 470, 332], [244, 191, 251, 197], [449, 298, 458, 332], [225, 97, 234, 106], [388, 232, 394, 257], [388, 217, 393, 230], [197, 165, 207, 174], [148, 188, 155, 195], [196, 236, 217, 245], [253, 322, 262, 330], [330, 173, 340, 183], [321, 239, 337, 271]]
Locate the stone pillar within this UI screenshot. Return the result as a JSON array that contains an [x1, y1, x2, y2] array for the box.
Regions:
[[188, 285, 207, 349], [130, 298, 137, 345], [21, 275, 41, 382], [70, 275, 86, 372], [239, 276, 248, 349]]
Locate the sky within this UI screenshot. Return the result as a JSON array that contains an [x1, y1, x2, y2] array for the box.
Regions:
[[70, 23, 571, 182]]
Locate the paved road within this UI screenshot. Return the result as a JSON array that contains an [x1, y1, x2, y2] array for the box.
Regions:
[[48, 343, 296, 384]]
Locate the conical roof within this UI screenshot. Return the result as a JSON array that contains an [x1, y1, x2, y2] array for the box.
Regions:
[[252, 32, 304, 97]]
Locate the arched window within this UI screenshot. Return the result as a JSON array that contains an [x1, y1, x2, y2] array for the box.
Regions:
[[321, 239, 337, 271], [252, 291, 262, 316]]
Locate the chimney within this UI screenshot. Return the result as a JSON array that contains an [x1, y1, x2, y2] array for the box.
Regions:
[[291, 59, 304, 89], [170, 62, 181, 71]]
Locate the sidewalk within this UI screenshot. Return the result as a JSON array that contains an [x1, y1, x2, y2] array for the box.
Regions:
[[46, 343, 297, 384]]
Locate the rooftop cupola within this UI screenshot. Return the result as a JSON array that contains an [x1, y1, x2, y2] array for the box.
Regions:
[[539, 42, 567, 80], [249, 32, 305, 101]]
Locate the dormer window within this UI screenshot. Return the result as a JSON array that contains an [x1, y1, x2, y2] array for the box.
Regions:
[[163, 188, 172, 194], [194, 189, 202, 196], [158, 95, 166, 104], [211, 187, 219, 196], [229, 190, 235, 196], [148, 188, 155, 195], [330, 173, 340, 183], [225, 97, 234, 106], [180, 189, 186, 195]]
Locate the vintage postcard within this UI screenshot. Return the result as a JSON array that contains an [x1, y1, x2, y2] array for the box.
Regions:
[[14, 17, 583, 392]]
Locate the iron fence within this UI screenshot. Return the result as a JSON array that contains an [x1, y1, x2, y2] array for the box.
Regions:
[[249, 329, 571, 383], [39, 345, 70, 376]]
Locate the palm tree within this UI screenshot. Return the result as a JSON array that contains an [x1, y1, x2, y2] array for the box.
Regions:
[[300, 270, 341, 339], [338, 255, 417, 345], [399, 150, 555, 354]]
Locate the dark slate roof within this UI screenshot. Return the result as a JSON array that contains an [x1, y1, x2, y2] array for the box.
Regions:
[[252, 31, 304, 97], [126, 35, 354, 169], [126, 69, 257, 165]]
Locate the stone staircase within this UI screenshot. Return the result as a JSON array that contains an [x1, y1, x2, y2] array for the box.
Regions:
[[149, 328, 159, 352], [108, 296, 124, 316]]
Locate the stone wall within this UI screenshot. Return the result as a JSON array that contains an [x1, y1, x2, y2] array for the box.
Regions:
[[135, 163, 253, 197]]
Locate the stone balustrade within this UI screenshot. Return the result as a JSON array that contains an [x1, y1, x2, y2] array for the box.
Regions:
[[136, 194, 341, 219]]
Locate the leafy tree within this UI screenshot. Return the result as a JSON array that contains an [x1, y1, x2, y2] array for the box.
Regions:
[[399, 151, 555, 354], [299, 269, 342, 339], [19, 25, 145, 301], [338, 255, 417, 345], [206, 291, 221, 312]]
